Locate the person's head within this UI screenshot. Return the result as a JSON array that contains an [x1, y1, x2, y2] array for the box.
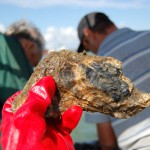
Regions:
[[77, 12, 117, 54], [5, 20, 45, 66]]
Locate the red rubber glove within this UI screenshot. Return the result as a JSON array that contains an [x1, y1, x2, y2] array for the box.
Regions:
[[1, 76, 82, 150]]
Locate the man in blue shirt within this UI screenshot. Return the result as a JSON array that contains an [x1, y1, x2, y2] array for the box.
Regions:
[[77, 12, 150, 150]]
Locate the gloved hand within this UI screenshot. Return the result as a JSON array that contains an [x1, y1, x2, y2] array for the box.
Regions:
[[1, 76, 83, 150]]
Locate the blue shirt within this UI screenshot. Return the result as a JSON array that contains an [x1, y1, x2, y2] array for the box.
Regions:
[[98, 28, 150, 91], [86, 28, 150, 149]]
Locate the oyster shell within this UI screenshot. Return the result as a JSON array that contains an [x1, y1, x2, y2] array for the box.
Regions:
[[12, 50, 150, 118]]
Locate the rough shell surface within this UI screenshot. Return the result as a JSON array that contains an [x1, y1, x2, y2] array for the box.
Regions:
[[12, 50, 150, 118]]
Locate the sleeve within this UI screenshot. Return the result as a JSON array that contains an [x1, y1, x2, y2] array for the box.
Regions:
[[85, 112, 112, 123]]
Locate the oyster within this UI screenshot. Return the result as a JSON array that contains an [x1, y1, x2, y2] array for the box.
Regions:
[[12, 50, 150, 118]]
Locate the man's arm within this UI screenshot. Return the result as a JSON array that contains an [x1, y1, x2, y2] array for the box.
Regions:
[[97, 122, 119, 150]]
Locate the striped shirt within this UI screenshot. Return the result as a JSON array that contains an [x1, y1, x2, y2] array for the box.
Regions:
[[85, 28, 150, 150]]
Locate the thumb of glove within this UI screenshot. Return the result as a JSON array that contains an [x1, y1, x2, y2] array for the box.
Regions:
[[59, 105, 83, 134], [24, 76, 56, 116]]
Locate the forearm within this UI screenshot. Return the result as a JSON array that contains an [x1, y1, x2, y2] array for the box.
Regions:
[[100, 139, 119, 150], [100, 144, 119, 150], [97, 123, 119, 150]]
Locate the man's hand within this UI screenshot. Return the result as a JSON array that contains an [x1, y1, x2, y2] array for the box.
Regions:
[[1, 76, 82, 150]]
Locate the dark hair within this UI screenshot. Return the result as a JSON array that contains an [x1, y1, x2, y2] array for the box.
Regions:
[[92, 19, 114, 33], [77, 12, 115, 52]]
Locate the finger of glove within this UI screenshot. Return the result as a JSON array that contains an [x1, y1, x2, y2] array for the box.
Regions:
[[59, 105, 83, 134], [1, 91, 21, 127], [2, 76, 56, 149], [1, 91, 21, 148], [2, 108, 47, 150], [24, 76, 56, 116]]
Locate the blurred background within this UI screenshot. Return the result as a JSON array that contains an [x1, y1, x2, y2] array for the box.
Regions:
[[0, 0, 150, 144], [0, 0, 150, 52]]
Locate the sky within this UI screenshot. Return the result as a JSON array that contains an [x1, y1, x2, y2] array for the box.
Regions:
[[0, 0, 150, 51]]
